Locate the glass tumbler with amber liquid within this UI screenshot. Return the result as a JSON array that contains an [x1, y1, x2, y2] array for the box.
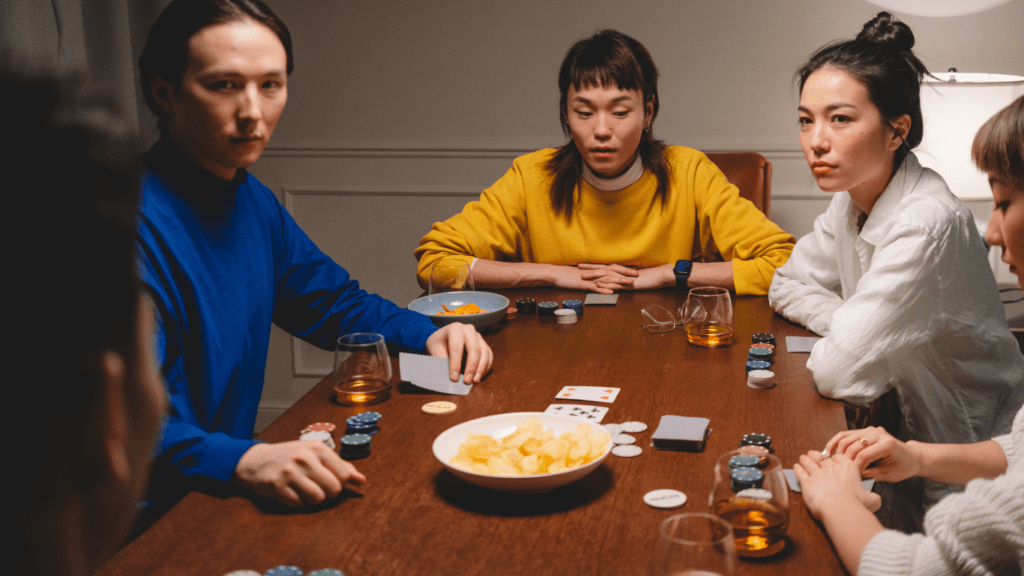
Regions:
[[709, 450, 789, 558], [680, 287, 734, 347], [334, 333, 392, 406]]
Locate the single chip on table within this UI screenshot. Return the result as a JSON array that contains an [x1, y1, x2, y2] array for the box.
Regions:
[[603, 423, 623, 434], [422, 400, 458, 414], [612, 444, 643, 457], [620, 421, 648, 433], [643, 489, 688, 509], [611, 433, 636, 445]]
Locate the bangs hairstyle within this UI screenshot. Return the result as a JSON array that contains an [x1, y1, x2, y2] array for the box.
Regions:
[[796, 12, 929, 173], [972, 95, 1024, 188], [547, 29, 669, 220], [139, 0, 293, 133]]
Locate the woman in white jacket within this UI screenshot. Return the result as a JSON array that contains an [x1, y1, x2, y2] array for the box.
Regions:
[[793, 95, 1024, 576], [769, 13, 1024, 532]]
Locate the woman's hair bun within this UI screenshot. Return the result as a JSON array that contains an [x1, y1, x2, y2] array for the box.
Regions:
[[856, 11, 915, 52]]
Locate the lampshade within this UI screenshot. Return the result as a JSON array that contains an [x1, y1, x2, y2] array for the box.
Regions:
[[864, 0, 1015, 17], [918, 72, 1024, 200]]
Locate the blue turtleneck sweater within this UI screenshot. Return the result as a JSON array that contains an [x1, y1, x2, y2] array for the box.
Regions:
[[137, 138, 437, 491]]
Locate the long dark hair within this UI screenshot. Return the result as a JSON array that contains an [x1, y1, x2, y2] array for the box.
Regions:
[[796, 12, 929, 172], [139, 0, 293, 133], [547, 30, 669, 220]]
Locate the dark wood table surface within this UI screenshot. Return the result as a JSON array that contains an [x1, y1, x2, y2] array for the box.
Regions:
[[95, 289, 849, 576]]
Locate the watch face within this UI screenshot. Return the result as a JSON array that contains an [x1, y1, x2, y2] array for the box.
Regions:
[[675, 261, 692, 275]]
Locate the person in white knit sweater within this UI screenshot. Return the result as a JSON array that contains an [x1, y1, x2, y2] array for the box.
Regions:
[[793, 95, 1024, 576]]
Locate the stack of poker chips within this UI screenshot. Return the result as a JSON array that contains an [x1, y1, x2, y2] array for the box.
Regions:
[[739, 432, 772, 450], [730, 466, 764, 492], [515, 298, 537, 314], [745, 360, 770, 373], [554, 308, 577, 324], [346, 411, 381, 435], [747, 369, 775, 389], [299, 422, 337, 450], [752, 333, 776, 346], [561, 299, 583, 317], [737, 444, 770, 466], [339, 433, 371, 460], [538, 301, 558, 316]]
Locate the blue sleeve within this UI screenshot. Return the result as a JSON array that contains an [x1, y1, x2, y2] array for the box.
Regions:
[[268, 191, 439, 352], [143, 261, 257, 484]]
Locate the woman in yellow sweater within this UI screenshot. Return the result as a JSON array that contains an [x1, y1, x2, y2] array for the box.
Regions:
[[415, 30, 794, 295]]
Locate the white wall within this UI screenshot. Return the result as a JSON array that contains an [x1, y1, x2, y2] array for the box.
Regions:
[[235, 0, 1024, 430]]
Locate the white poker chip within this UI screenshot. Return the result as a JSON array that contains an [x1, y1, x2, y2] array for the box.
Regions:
[[611, 433, 636, 445], [620, 421, 648, 433], [300, 430, 336, 450], [736, 488, 773, 500], [643, 489, 688, 509], [603, 423, 623, 435], [222, 571, 262, 576], [612, 444, 643, 457], [747, 369, 776, 389], [555, 309, 578, 324]]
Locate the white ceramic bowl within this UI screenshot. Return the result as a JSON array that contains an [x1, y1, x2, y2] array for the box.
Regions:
[[432, 412, 611, 493], [408, 291, 510, 329]]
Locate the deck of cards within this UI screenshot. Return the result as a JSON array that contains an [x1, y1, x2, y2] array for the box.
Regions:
[[651, 415, 711, 452]]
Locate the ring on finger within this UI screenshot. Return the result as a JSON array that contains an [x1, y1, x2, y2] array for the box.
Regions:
[[859, 438, 870, 446]]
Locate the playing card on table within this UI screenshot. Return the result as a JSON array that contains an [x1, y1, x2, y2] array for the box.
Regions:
[[544, 403, 609, 422], [584, 293, 619, 305], [783, 469, 875, 493], [785, 336, 821, 353], [399, 352, 473, 395], [556, 385, 620, 403]]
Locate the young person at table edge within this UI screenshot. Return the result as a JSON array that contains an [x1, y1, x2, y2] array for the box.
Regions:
[[794, 95, 1024, 576], [769, 13, 1024, 533], [6, 68, 166, 575], [415, 30, 795, 296], [137, 0, 492, 510]]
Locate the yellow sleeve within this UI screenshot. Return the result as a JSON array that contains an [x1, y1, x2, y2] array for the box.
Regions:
[[415, 158, 533, 288], [689, 152, 795, 295]]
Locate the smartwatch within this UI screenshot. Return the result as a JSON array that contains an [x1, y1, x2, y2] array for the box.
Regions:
[[673, 260, 692, 289]]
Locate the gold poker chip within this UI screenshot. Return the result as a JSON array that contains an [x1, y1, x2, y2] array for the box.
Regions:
[[422, 401, 457, 414]]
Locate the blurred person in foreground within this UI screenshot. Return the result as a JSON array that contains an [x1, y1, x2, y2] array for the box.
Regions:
[[4, 67, 167, 575], [794, 95, 1024, 576], [136, 0, 492, 512]]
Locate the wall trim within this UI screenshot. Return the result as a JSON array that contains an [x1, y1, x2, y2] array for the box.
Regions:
[[263, 142, 807, 159], [291, 338, 332, 378]]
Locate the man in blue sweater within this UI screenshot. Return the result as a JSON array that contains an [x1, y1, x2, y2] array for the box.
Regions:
[[137, 0, 492, 509]]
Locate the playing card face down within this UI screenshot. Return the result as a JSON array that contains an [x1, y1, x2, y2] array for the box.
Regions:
[[399, 353, 473, 395]]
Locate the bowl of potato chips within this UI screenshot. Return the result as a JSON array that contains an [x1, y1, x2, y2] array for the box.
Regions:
[[408, 291, 509, 329], [432, 412, 612, 493]]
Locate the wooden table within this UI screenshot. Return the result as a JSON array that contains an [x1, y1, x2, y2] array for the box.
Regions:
[[95, 289, 848, 576]]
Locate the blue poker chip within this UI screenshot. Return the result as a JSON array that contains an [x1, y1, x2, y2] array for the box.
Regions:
[[730, 466, 764, 491], [350, 411, 382, 424], [728, 454, 761, 469], [745, 360, 771, 373], [538, 301, 559, 316], [307, 571, 345, 576], [264, 567, 304, 576], [747, 347, 773, 361]]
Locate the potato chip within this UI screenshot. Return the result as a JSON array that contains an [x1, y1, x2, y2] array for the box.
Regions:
[[450, 418, 611, 476]]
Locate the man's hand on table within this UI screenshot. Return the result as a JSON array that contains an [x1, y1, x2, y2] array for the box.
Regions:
[[425, 322, 492, 383], [233, 441, 366, 508]]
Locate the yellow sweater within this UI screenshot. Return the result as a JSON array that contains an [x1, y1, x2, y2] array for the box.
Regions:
[[415, 146, 794, 295]]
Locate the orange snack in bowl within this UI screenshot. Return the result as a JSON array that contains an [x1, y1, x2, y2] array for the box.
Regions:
[[437, 302, 484, 315]]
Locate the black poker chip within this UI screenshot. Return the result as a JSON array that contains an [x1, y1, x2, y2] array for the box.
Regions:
[[515, 298, 537, 314], [752, 333, 776, 345], [739, 433, 772, 449]]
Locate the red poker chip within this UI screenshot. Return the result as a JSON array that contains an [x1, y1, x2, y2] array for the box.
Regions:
[[301, 422, 336, 434]]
